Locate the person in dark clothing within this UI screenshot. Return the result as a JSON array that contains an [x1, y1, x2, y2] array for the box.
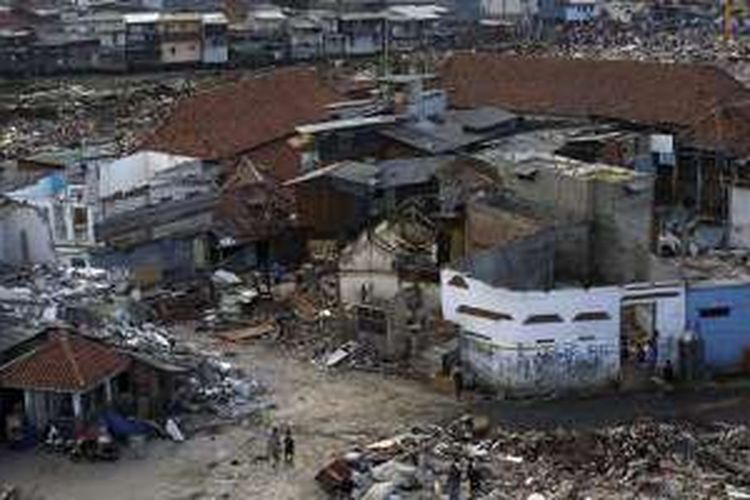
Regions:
[[453, 369, 464, 401], [447, 460, 462, 500], [663, 359, 675, 383], [267, 426, 281, 468], [467, 459, 481, 498], [283, 426, 295, 466]]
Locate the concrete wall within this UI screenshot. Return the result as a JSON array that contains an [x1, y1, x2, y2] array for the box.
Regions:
[[686, 281, 750, 373], [442, 266, 692, 395], [160, 40, 201, 64], [489, 157, 654, 284], [0, 202, 56, 267], [462, 229, 555, 290], [461, 222, 591, 289], [442, 270, 621, 396], [730, 185, 750, 248], [591, 176, 654, 284]]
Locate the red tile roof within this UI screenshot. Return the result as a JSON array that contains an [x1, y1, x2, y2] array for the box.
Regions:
[[141, 67, 341, 162], [440, 53, 750, 156], [0, 332, 131, 393]]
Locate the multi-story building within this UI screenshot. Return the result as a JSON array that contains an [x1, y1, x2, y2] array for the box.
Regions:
[[159, 12, 202, 65], [0, 29, 34, 77], [201, 12, 227, 64], [124, 12, 161, 67], [72, 12, 127, 70]]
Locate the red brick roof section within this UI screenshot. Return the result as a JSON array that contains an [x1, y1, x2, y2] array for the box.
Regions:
[[440, 53, 750, 156], [142, 67, 341, 162], [0, 332, 131, 393]]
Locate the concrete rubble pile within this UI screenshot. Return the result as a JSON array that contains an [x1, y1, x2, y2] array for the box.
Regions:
[[201, 269, 266, 330], [0, 265, 272, 427], [317, 416, 750, 499], [0, 78, 186, 162]]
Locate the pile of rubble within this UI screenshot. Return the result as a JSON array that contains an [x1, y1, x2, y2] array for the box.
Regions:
[[317, 416, 750, 499], [0, 265, 272, 428], [0, 72, 240, 164]]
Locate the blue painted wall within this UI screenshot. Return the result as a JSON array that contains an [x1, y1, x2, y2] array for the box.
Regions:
[[686, 282, 750, 372]]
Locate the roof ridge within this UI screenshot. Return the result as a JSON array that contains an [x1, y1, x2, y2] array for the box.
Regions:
[[58, 334, 86, 390]]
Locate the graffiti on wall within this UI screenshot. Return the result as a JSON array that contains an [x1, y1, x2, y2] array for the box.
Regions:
[[464, 336, 619, 395]]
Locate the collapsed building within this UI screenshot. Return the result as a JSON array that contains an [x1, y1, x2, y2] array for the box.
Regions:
[[436, 53, 750, 396]]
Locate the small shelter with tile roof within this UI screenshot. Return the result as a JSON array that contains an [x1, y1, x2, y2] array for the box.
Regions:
[[0, 329, 131, 434]]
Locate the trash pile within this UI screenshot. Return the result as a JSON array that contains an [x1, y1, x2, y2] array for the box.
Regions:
[[0, 265, 273, 430], [201, 269, 267, 330], [317, 415, 750, 499]]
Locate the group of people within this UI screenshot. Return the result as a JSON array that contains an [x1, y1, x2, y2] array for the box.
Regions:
[[267, 424, 295, 468]]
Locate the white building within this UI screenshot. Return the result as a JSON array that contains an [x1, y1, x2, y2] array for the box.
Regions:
[[201, 12, 228, 64], [96, 150, 204, 219], [441, 270, 686, 396], [7, 174, 96, 267], [480, 0, 538, 19], [0, 197, 57, 267]]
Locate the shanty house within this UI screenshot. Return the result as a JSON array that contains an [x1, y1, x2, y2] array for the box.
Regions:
[[94, 164, 297, 285], [0, 331, 131, 435]]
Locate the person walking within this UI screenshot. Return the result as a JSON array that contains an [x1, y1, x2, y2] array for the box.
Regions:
[[283, 426, 295, 466], [467, 458, 481, 498], [447, 460, 461, 500], [453, 368, 464, 401], [267, 426, 281, 468]]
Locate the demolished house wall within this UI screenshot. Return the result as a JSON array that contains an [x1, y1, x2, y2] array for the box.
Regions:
[[0, 200, 56, 267], [591, 175, 655, 284], [461, 229, 556, 290], [92, 236, 210, 287], [485, 156, 654, 284], [338, 226, 403, 304], [460, 220, 592, 290], [442, 270, 621, 396]]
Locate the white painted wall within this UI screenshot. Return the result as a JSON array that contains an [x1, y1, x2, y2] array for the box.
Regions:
[[0, 202, 56, 266], [441, 270, 687, 395], [442, 269, 621, 395], [730, 185, 750, 248]]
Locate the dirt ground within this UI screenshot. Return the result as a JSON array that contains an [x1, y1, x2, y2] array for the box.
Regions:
[[3, 330, 750, 499], [0, 336, 463, 500]]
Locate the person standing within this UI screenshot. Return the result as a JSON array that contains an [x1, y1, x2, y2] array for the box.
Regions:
[[267, 426, 281, 468], [453, 368, 464, 401], [283, 426, 295, 466], [447, 460, 462, 500], [467, 458, 481, 498]]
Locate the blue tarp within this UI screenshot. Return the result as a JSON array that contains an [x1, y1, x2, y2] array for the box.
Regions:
[[100, 410, 159, 440]]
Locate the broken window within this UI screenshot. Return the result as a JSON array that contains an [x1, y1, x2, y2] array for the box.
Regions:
[[456, 305, 512, 321], [523, 314, 564, 325], [699, 307, 730, 319], [73, 206, 88, 241], [572, 311, 611, 322], [356, 306, 387, 335]]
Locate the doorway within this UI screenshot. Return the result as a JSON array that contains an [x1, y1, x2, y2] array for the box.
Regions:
[[620, 301, 658, 387]]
